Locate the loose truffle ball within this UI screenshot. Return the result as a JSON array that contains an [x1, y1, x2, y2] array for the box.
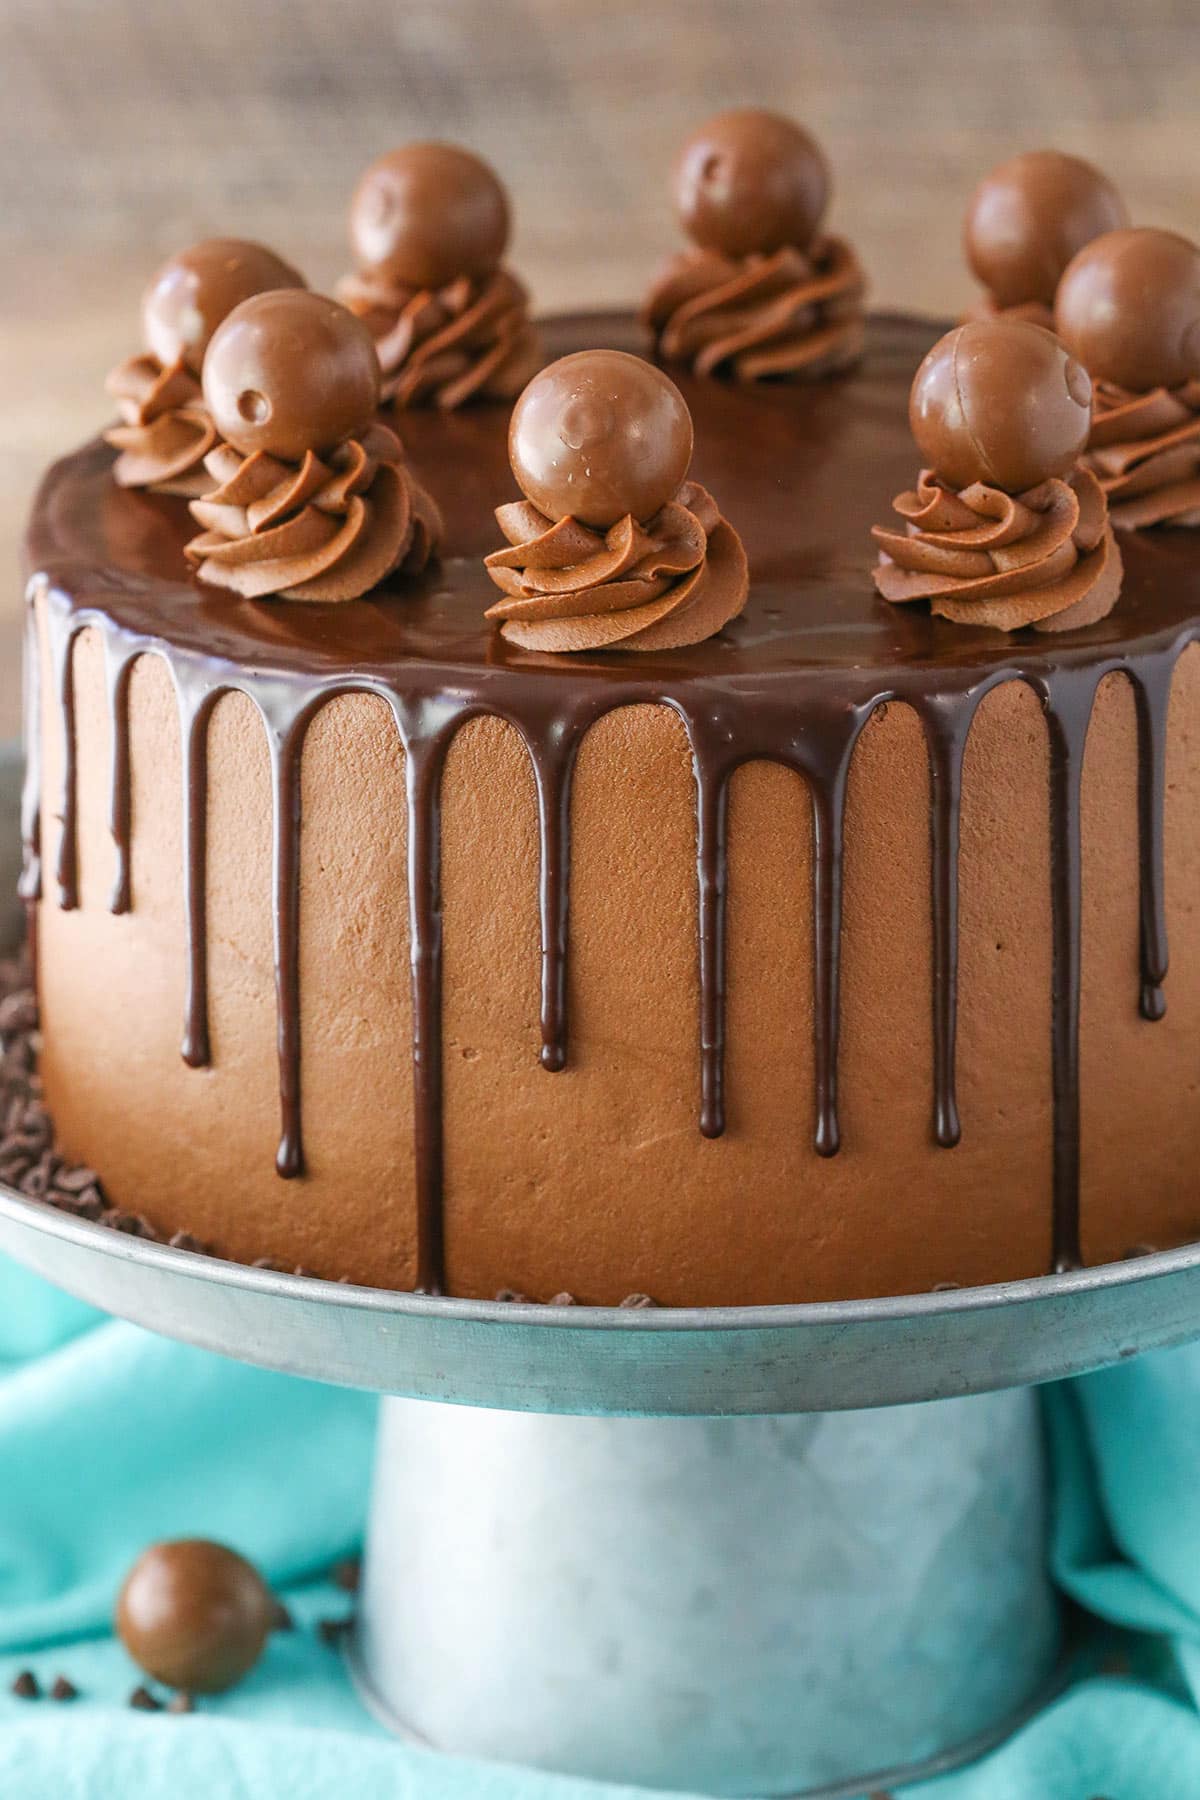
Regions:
[[909, 319, 1093, 495], [1055, 227, 1200, 394], [116, 1540, 276, 1695], [203, 290, 381, 461], [350, 142, 510, 291], [672, 108, 830, 260], [509, 350, 693, 529], [142, 239, 305, 376], [964, 150, 1127, 310]]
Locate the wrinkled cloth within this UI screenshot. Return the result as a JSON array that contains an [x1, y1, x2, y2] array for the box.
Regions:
[[6, 1257, 1200, 1798], [338, 268, 541, 410], [642, 237, 865, 381], [873, 464, 1123, 633], [484, 480, 748, 652], [186, 423, 442, 602]]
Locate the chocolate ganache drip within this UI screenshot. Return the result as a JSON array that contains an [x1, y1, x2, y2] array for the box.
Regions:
[[875, 319, 1122, 633], [25, 315, 1198, 1292], [1056, 228, 1200, 530], [643, 109, 865, 381], [485, 351, 748, 652], [338, 143, 540, 410], [105, 240, 305, 499], [185, 291, 442, 602]]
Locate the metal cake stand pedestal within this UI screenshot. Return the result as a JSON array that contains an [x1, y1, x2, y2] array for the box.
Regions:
[[3, 1192, 1200, 1795]]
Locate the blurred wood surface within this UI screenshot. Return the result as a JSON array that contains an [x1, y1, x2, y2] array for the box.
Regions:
[[0, 0, 1195, 734]]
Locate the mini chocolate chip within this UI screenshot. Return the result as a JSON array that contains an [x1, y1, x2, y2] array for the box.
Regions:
[[129, 1685, 162, 1711], [49, 1675, 78, 1701], [11, 1670, 39, 1699], [168, 1231, 209, 1255], [317, 1617, 352, 1647], [619, 1293, 658, 1309], [166, 1691, 195, 1714], [331, 1557, 360, 1593], [271, 1600, 294, 1632], [55, 1164, 100, 1194]]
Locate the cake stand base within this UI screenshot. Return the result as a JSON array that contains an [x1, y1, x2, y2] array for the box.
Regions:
[[349, 1390, 1060, 1796], [6, 1196, 1200, 1796]]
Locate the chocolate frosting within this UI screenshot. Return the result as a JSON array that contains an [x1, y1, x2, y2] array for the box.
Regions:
[[186, 423, 442, 601], [485, 479, 748, 651], [1085, 380, 1200, 528], [105, 356, 217, 499], [105, 240, 306, 499], [338, 265, 540, 410], [24, 314, 1200, 1289], [643, 239, 865, 382], [874, 465, 1123, 632]]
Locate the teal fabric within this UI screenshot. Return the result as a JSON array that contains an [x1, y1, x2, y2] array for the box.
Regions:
[[5, 1261, 1200, 1798]]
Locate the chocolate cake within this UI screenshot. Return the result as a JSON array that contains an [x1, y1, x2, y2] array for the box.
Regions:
[[17, 123, 1200, 1306]]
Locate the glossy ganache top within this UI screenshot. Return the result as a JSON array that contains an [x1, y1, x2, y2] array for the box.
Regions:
[[26, 312, 1200, 693]]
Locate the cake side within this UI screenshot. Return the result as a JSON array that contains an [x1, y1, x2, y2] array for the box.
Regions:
[[23, 313, 1200, 1301]]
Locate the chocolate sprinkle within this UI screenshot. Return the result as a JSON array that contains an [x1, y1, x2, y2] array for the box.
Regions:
[[10, 1670, 39, 1700], [271, 1600, 295, 1632], [317, 1616, 352, 1647], [49, 1675, 78, 1701], [128, 1684, 162, 1711], [331, 1557, 361, 1594]]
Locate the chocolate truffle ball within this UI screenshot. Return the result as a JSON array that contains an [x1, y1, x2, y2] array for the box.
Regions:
[[672, 109, 830, 259], [203, 290, 381, 461], [508, 350, 693, 529], [964, 150, 1127, 309], [350, 142, 510, 291], [1055, 227, 1200, 394], [116, 1540, 275, 1695], [909, 319, 1093, 495], [142, 239, 305, 376]]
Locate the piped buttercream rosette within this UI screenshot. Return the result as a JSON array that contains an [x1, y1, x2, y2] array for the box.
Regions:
[[338, 268, 541, 411], [185, 423, 442, 602], [643, 239, 865, 382], [1084, 380, 1200, 529], [105, 356, 218, 499], [485, 480, 748, 653], [873, 465, 1122, 633]]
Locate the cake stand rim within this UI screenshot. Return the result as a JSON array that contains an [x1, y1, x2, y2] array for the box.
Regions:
[[4, 1179, 1199, 1330]]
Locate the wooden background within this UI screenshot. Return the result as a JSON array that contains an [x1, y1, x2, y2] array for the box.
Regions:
[[1, 0, 1195, 731]]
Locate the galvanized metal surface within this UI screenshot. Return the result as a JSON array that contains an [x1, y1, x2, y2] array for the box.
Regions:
[[350, 1390, 1061, 1796], [3, 1186, 1200, 1413]]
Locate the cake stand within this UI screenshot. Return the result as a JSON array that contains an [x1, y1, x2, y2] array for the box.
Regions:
[[4, 1188, 1200, 1797]]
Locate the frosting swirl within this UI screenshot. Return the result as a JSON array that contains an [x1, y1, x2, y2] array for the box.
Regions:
[[105, 356, 218, 498], [484, 480, 748, 652], [337, 269, 540, 410], [1083, 380, 1200, 528], [185, 422, 442, 601], [642, 238, 865, 381], [872, 465, 1123, 632]]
